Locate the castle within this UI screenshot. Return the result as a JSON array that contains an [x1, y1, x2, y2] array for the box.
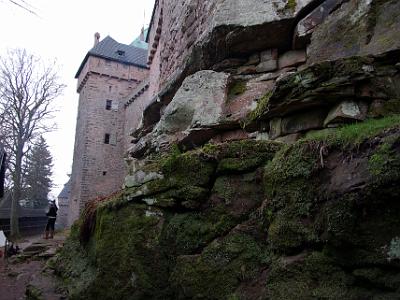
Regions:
[[67, 0, 400, 226], [66, 30, 150, 225], [59, 0, 400, 298]]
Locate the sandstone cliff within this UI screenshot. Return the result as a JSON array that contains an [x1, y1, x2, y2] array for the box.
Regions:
[[55, 0, 400, 299]]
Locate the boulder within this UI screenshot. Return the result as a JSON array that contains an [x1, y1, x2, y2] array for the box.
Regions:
[[124, 170, 164, 189], [212, 0, 316, 54], [324, 101, 367, 126], [307, 0, 400, 65], [256, 61, 278, 73], [256, 49, 278, 72], [151, 71, 229, 149], [281, 109, 326, 136]]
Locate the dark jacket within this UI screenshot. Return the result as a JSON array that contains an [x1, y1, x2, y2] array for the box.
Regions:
[[46, 204, 58, 218]]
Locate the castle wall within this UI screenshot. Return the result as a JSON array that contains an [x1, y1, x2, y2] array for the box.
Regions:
[[124, 84, 151, 150], [56, 196, 69, 229], [68, 58, 148, 225], [147, 0, 217, 98]]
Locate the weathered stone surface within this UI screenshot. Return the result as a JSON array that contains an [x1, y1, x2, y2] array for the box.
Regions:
[[134, 0, 324, 138], [260, 49, 278, 62], [256, 60, 278, 73], [324, 101, 367, 126], [368, 99, 400, 118], [275, 133, 303, 144], [212, 0, 315, 54], [307, 0, 400, 65], [124, 170, 163, 189], [212, 58, 247, 72], [281, 109, 326, 136], [278, 50, 307, 68], [59, 125, 400, 300], [151, 70, 229, 149], [225, 77, 275, 126], [269, 118, 282, 139], [293, 0, 346, 49], [210, 129, 251, 143], [251, 52, 400, 122]]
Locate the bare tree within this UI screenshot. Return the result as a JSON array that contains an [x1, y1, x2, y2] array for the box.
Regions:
[[0, 49, 65, 240]]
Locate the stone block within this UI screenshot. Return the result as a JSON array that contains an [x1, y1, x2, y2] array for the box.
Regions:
[[278, 50, 307, 69], [212, 58, 247, 71], [281, 109, 326, 135], [269, 118, 282, 139], [256, 60, 277, 73], [324, 101, 367, 127], [255, 132, 270, 141], [306, 0, 400, 65], [260, 49, 278, 62]]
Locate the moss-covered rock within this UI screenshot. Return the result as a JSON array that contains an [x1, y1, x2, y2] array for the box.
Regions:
[[56, 121, 400, 299], [170, 233, 270, 300]]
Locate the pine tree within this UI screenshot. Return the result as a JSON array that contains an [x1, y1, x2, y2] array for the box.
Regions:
[[24, 136, 53, 208]]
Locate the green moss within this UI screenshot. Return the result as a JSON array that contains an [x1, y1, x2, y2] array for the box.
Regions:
[[268, 209, 318, 253], [285, 0, 296, 11], [245, 91, 272, 125], [90, 204, 170, 299], [163, 209, 238, 256], [217, 157, 263, 174], [304, 115, 400, 148], [53, 224, 97, 299], [202, 139, 280, 161], [369, 142, 393, 176], [170, 233, 270, 299], [267, 252, 355, 300], [161, 151, 216, 187], [25, 285, 44, 300], [319, 195, 358, 247], [228, 80, 246, 99]]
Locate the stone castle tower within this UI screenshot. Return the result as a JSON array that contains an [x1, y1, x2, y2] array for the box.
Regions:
[[67, 33, 149, 225]]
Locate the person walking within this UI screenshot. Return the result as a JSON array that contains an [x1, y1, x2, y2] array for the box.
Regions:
[[44, 200, 58, 239]]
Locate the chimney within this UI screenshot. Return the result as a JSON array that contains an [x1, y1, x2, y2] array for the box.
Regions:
[[140, 27, 145, 42], [94, 32, 100, 47]]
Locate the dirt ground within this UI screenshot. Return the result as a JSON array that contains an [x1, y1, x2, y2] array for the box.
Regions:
[[0, 232, 67, 300]]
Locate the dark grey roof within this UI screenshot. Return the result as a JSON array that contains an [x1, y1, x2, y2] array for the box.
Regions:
[[57, 179, 71, 199], [75, 36, 148, 78]]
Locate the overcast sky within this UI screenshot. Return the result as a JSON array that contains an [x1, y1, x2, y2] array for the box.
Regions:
[[0, 0, 155, 198]]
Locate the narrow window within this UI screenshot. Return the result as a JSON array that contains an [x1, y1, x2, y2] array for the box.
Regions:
[[102, 171, 107, 176], [109, 86, 112, 92], [104, 134, 110, 144], [116, 50, 125, 56], [105, 100, 112, 110]]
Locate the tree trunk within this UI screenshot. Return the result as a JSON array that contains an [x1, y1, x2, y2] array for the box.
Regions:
[[10, 142, 23, 241]]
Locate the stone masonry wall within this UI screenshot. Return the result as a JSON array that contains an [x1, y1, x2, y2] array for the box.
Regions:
[[68, 58, 148, 225], [147, 0, 217, 99]]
